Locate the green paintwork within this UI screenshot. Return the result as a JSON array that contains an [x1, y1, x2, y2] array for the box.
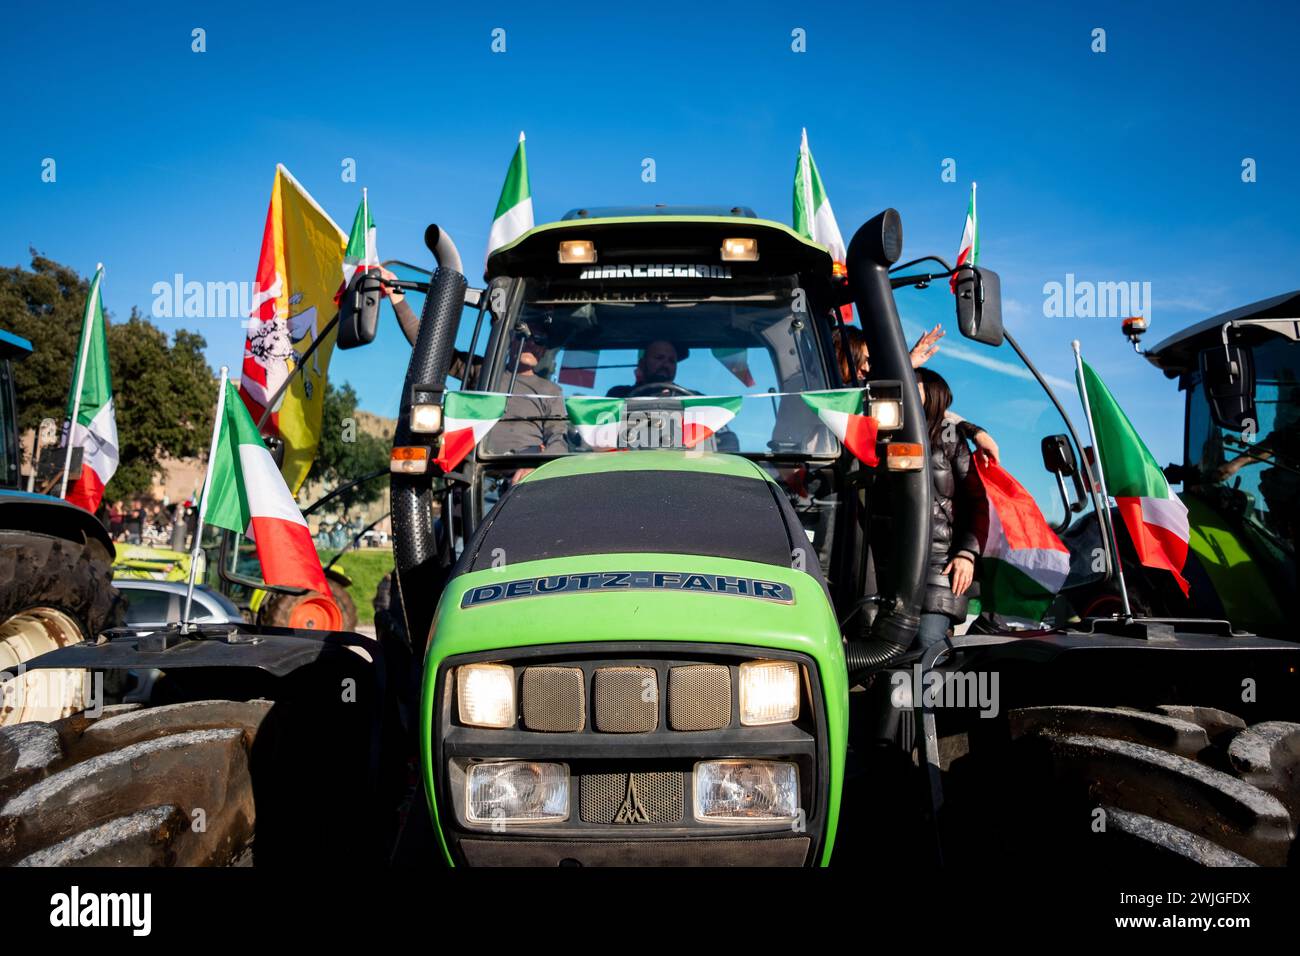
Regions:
[[1182, 492, 1284, 634], [420, 550, 848, 867], [520, 449, 775, 484]]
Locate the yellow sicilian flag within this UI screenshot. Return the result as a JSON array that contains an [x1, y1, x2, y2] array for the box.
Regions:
[[238, 164, 347, 493]]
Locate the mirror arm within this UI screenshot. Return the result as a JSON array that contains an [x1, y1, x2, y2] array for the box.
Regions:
[[1051, 472, 1073, 533], [1004, 329, 1115, 577]]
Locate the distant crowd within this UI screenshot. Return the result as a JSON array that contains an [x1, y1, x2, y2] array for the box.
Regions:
[[97, 498, 195, 547]]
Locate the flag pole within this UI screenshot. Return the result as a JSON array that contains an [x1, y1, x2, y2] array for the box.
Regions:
[[182, 366, 230, 632], [60, 264, 103, 499], [1072, 340, 1134, 620]]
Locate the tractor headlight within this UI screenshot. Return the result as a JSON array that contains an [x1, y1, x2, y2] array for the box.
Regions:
[[721, 237, 759, 261], [738, 660, 800, 726], [869, 397, 903, 431], [558, 240, 597, 264], [694, 759, 799, 823], [457, 663, 516, 728], [466, 761, 569, 824], [410, 403, 443, 434]]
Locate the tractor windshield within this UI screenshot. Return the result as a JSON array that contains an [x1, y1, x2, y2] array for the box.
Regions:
[[1185, 336, 1300, 567], [476, 278, 835, 458]]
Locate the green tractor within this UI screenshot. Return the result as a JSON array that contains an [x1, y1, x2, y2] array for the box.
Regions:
[[374, 208, 1300, 866], [5, 201, 1299, 868], [1117, 293, 1299, 639]]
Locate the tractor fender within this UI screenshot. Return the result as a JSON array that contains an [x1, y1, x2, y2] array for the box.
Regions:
[[0, 490, 114, 560]]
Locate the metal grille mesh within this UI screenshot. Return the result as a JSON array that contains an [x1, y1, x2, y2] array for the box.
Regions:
[[668, 665, 732, 731], [580, 772, 683, 824], [593, 667, 658, 733], [521, 666, 585, 732]]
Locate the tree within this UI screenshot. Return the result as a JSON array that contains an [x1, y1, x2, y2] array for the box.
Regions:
[[106, 311, 216, 496], [304, 381, 389, 516], [1, 254, 217, 497]]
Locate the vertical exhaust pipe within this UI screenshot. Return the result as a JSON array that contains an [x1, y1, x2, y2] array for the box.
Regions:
[[843, 210, 930, 677], [392, 225, 467, 653]]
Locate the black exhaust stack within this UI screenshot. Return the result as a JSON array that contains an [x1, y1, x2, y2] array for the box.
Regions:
[[392, 225, 468, 652], [843, 210, 930, 677]]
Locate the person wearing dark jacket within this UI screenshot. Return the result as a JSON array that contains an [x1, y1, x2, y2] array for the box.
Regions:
[[914, 368, 982, 652]]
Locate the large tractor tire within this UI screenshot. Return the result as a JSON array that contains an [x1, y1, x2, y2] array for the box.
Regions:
[[0, 531, 123, 725], [1002, 705, 1300, 866], [0, 700, 270, 865]]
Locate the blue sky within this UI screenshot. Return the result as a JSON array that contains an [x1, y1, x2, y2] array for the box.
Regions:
[[3, 0, 1297, 470]]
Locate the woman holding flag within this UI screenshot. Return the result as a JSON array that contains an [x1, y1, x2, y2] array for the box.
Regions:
[[914, 368, 984, 652]]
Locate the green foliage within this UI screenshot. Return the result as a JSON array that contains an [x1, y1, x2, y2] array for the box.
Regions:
[[306, 381, 389, 515], [0, 254, 217, 497], [321, 548, 393, 625]]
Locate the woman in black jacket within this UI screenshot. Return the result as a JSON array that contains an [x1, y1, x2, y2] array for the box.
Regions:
[[914, 368, 982, 652]]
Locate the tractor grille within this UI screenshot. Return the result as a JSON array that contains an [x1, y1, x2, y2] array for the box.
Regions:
[[592, 667, 659, 733], [521, 666, 585, 732], [668, 664, 731, 731], [579, 771, 684, 824]]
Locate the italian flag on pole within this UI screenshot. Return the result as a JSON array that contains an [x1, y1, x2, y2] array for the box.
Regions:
[[435, 392, 508, 472], [972, 455, 1071, 621], [793, 128, 850, 321], [205, 380, 329, 595], [62, 265, 119, 513], [950, 182, 978, 293], [485, 132, 533, 267], [1080, 359, 1191, 595], [335, 188, 378, 303], [801, 389, 879, 466]]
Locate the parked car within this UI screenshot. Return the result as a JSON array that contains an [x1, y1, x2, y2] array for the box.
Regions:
[[114, 578, 246, 628]]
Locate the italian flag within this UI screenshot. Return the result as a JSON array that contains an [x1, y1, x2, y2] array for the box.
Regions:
[[335, 189, 378, 303], [566, 396, 624, 451], [435, 392, 508, 472], [681, 396, 742, 448], [972, 455, 1071, 622], [558, 349, 599, 389], [1080, 359, 1191, 595], [204, 379, 329, 595], [950, 182, 978, 293], [793, 128, 851, 321], [485, 131, 533, 267], [62, 265, 118, 513], [801, 389, 879, 466], [712, 348, 755, 387]]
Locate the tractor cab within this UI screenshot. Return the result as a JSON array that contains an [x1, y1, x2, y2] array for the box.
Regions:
[[1131, 291, 1300, 635]]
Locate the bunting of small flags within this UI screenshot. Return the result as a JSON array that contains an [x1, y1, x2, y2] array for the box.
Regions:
[[800, 389, 880, 465]]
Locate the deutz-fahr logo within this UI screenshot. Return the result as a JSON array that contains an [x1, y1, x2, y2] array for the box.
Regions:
[[613, 776, 651, 824], [577, 263, 732, 280], [461, 571, 795, 608]]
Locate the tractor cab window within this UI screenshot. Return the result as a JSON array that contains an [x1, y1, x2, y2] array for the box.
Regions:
[[477, 277, 835, 459], [891, 269, 1107, 611], [1186, 337, 1300, 565]]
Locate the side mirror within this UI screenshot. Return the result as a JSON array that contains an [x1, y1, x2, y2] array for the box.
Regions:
[[338, 270, 384, 350], [1199, 343, 1257, 433], [265, 435, 286, 469], [953, 266, 1004, 347]]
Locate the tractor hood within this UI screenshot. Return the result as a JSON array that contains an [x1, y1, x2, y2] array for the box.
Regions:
[[458, 452, 804, 572], [431, 451, 837, 659]]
